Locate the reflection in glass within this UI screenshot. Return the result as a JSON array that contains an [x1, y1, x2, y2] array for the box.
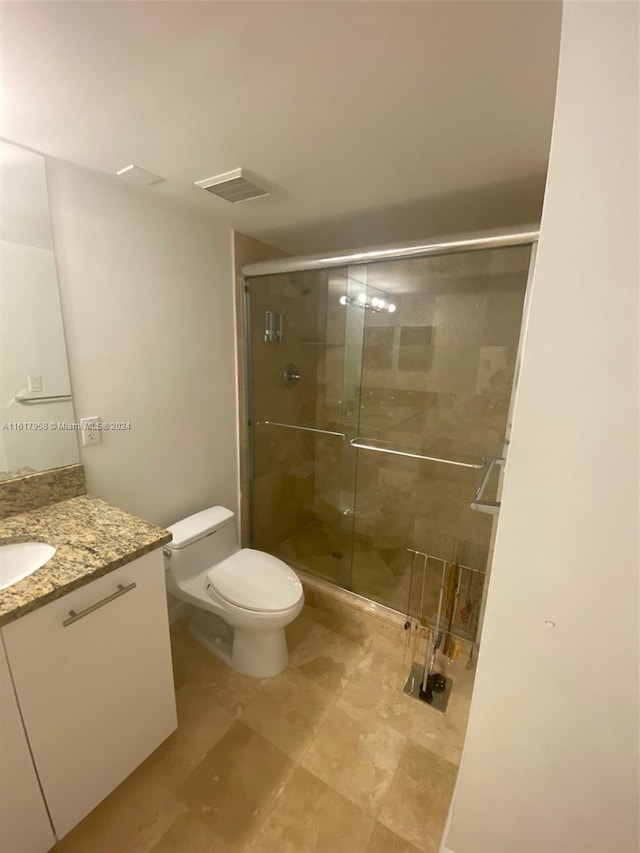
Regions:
[[0, 140, 78, 477]]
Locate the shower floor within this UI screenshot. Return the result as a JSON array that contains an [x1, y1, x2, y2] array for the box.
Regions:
[[273, 520, 485, 648], [273, 519, 415, 615]]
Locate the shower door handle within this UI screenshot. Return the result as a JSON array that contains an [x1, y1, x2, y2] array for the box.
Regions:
[[349, 438, 485, 470]]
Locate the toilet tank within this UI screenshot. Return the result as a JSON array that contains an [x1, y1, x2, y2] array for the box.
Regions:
[[164, 506, 239, 584]]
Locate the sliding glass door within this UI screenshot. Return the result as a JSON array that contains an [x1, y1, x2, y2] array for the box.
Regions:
[[246, 242, 532, 621]]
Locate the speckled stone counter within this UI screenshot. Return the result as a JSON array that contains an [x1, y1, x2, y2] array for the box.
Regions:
[[0, 463, 86, 519], [0, 496, 171, 627]]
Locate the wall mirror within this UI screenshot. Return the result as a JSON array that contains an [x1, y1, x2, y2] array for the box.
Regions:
[[0, 139, 79, 478]]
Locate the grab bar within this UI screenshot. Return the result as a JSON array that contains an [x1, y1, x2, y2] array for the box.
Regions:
[[258, 420, 346, 439], [470, 457, 505, 514], [349, 438, 486, 469], [15, 394, 72, 406]]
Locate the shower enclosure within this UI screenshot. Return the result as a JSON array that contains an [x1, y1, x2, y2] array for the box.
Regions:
[[242, 227, 537, 645]]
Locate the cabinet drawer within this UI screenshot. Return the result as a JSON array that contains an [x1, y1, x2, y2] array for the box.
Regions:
[[2, 550, 177, 839]]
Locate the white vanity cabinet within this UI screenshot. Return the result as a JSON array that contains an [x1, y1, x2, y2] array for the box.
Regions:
[[1, 549, 177, 841], [0, 639, 56, 853]]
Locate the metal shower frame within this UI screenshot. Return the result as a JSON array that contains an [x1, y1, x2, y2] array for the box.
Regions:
[[241, 224, 540, 621]]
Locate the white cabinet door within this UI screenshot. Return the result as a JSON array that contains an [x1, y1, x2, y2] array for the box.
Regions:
[[2, 550, 177, 840], [0, 638, 55, 853]]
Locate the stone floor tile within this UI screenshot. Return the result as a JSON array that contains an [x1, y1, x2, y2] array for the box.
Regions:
[[169, 619, 222, 690], [245, 766, 375, 853], [55, 764, 176, 853], [365, 822, 423, 853], [301, 698, 406, 817], [341, 647, 417, 736], [378, 741, 457, 853], [175, 720, 295, 848], [409, 700, 468, 767], [289, 621, 368, 693], [241, 668, 338, 761], [171, 620, 264, 716], [147, 808, 232, 852], [142, 679, 236, 789]]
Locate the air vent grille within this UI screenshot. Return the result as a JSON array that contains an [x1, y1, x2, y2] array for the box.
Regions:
[[194, 168, 269, 204]]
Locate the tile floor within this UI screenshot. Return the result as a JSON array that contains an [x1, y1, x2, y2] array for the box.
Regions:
[[54, 601, 474, 853]]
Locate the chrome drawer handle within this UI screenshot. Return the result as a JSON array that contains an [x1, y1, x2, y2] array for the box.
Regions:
[[62, 582, 137, 627]]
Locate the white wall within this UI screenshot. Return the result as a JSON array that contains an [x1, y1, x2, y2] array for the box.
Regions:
[[442, 4, 639, 853], [47, 159, 238, 527], [0, 140, 53, 251]]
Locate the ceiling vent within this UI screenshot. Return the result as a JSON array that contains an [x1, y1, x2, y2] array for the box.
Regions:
[[194, 168, 269, 203]]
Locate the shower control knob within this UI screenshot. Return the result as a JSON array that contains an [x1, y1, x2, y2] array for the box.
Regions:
[[283, 364, 301, 388]]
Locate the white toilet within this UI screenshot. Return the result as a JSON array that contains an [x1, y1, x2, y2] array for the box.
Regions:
[[163, 506, 304, 678]]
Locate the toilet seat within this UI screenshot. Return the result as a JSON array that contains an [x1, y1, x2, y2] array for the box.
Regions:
[[206, 548, 302, 613]]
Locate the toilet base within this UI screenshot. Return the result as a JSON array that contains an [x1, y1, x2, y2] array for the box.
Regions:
[[188, 610, 289, 679], [188, 610, 234, 667]]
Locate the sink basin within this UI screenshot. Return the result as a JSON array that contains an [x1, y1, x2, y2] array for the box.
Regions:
[[0, 542, 56, 591]]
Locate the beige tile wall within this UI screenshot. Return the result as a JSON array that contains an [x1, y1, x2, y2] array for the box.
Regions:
[[239, 240, 330, 550], [233, 233, 288, 544]]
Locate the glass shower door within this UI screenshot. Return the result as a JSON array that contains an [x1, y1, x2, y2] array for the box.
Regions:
[[246, 267, 363, 587], [246, 241, 532, 634], [349, 245, 531, 631]]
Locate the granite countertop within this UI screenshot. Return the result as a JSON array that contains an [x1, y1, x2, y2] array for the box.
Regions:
[[0, 496, 171, 627]]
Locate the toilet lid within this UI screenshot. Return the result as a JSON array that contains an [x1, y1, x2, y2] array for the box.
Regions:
[[206, 549, 303, 613]]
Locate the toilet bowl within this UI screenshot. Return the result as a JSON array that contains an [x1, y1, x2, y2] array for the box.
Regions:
[[163, 506, 304, 678]]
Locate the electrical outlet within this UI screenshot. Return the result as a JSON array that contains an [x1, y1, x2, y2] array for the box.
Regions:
[[80, 417, 102, 447]]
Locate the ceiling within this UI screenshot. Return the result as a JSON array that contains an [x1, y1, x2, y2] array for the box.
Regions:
[[0, 1, 562, 254]]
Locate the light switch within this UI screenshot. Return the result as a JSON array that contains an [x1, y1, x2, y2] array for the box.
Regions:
[[28, 375, 42, 392], [80, 417, 102, 447]]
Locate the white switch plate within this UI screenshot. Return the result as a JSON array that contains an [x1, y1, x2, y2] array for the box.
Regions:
[[80, 417, 101, 447], [28, 375, 42, 392]]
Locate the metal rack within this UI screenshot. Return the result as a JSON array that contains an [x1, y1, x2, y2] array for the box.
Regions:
[[403, 548, 486, 711], [406, 549, 484, 644]]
